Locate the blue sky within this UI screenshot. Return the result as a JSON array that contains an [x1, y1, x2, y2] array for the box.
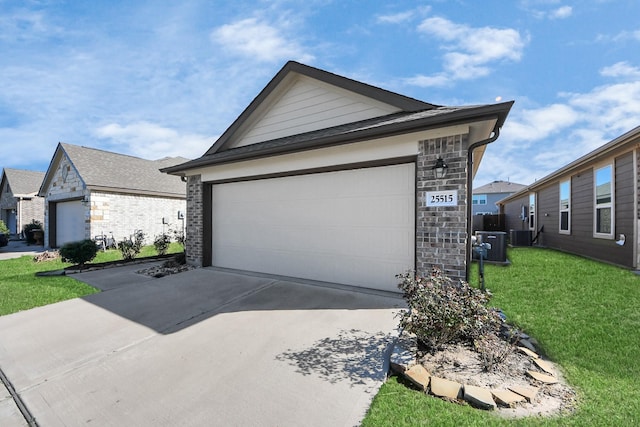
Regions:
[[1, 0, 639, 186]]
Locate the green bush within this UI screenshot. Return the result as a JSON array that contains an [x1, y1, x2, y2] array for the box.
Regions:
[[59, 239, 98, 266], [153, 233, 171, 255], [396, 267, 502, 353], [117, 230, 145, 260], [23, 220, 43, 244], [0, 220, 8, 235]]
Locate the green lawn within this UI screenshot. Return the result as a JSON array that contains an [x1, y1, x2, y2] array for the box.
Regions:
[[0, 243, 183, 316], [363, 247, 640, 426]]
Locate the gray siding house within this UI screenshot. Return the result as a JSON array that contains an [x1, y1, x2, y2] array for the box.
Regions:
[[39, 143, 188, 248], [499, 125, 640, 269], [472, 180, 526, 215], [163, 61, 513, 292], [0, 168, 45, 237]]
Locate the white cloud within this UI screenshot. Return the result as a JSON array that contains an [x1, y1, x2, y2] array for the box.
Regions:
[[211, 17, 314, 63], [476, 67, 640, 185], [549, 6, 572, 19], [597, 29, 640, 43], [376, 6, 431, 24], [406, 17, 526, 87], [376, 11, 414, 24], [600, 61, 640, 79], [502, 103, 579, 143], [94, 122, 214, 160]]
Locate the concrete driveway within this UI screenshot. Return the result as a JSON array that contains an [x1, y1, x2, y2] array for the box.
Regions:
[[0, 264, 404, 426]]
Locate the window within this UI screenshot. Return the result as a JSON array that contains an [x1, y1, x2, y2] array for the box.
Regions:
[[594, 165, 613, 237], [529, 193, 536, 231], [559, 180, 570, 234], [472, 195, 487, 205]]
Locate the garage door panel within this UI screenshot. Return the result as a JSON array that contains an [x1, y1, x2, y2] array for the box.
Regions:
[[212, 164, 415, 292], [56, 201, 86, 247]]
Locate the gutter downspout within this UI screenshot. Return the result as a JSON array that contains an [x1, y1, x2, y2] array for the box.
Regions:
[[465, 127, 501, 281]]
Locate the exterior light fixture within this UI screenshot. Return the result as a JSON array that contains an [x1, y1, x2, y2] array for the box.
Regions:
[[432, 157, 448, 179]]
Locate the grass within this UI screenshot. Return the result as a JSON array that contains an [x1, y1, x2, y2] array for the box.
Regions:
[[0, 243, 184, 316], [362, 247, 640, 426]]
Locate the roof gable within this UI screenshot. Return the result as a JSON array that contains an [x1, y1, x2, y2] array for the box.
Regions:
[[206, 61, 439, 155], [473, 180, 527, 194], [1, 168, 45, 197], [39, 143, 188, 197]]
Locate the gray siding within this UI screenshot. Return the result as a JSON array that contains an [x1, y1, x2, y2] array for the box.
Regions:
[[503, 151, 635, 268], [502, 194, 529, 234]]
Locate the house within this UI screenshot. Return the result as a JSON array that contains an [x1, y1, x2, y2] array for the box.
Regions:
[[0, 168, 46, 237], [498, 125, 640, 269], [163, 61, 513, 292], [472, 180, 526, 215], [38, 143, 188, 248]]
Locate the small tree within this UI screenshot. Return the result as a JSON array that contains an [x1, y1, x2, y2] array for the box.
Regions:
[[59, 239, 98, 266], [117, 230, 145, 260]]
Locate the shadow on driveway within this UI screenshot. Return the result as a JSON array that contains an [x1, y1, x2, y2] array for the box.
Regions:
[[1, 263, 406, 426], [73, 265, 405, 335]]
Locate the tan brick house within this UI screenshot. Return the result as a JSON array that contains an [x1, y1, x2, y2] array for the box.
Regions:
[[0, 168, 45, 237], [163, 61, 513, 292], [39, 143, 187, 248]]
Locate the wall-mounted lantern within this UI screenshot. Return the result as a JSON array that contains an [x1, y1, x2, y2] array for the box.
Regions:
[[432, 157, 448, 179]]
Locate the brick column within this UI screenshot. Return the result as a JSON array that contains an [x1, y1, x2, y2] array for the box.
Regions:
[[185, 175, 203, 267], [416, 134, 469, 281]]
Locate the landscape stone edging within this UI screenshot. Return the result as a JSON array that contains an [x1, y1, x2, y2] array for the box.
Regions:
[[389, 332, 560, 411]]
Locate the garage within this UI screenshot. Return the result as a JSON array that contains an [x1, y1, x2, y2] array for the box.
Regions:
[[211, 163, 415, 292], [55, 200, 86, 247]]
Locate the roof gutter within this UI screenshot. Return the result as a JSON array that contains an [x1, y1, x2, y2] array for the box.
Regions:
[[465, 126, 501, 281]]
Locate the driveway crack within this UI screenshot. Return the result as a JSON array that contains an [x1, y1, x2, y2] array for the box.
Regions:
[[0, 365, 39, 426]]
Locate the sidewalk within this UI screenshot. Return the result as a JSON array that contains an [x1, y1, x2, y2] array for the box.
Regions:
[[0, 240, 46, 261]]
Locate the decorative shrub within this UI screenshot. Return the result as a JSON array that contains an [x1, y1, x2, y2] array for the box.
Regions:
[[0, 220, 9, 235], [59, 240, 98, 266], [170, 228, 185, 247], [396, 267, 503, 353], [153, 233, 171, 255], [117, 230, 145, 261], [23, 220, 43, 244]]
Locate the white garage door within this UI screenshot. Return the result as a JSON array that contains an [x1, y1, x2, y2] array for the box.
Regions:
[[56, 200, 86, 247], [211, 163, 415, 292]]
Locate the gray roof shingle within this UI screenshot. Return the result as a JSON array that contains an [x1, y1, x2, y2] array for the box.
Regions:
[[2, 168, 45, 196], [60, 143, 187, 197]]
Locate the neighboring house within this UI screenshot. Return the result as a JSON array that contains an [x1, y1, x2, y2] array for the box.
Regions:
[[38, 143, 188, 248], [163, 61, 513, 292], [472, 180, 526, 215], [0, 168, 45, 237], [498, 125, 640, 270]]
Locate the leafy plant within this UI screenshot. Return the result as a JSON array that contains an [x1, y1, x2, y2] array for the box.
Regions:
[[23, 220, 43, 244], [170, 227, 185, 247], [396, 267, 502, 353], [0, 219, 9, 235], [117, 230, 145, 260], [473, 331, 518, 372], [59, 239, 98, 266], [153, 233, 172, 255]]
